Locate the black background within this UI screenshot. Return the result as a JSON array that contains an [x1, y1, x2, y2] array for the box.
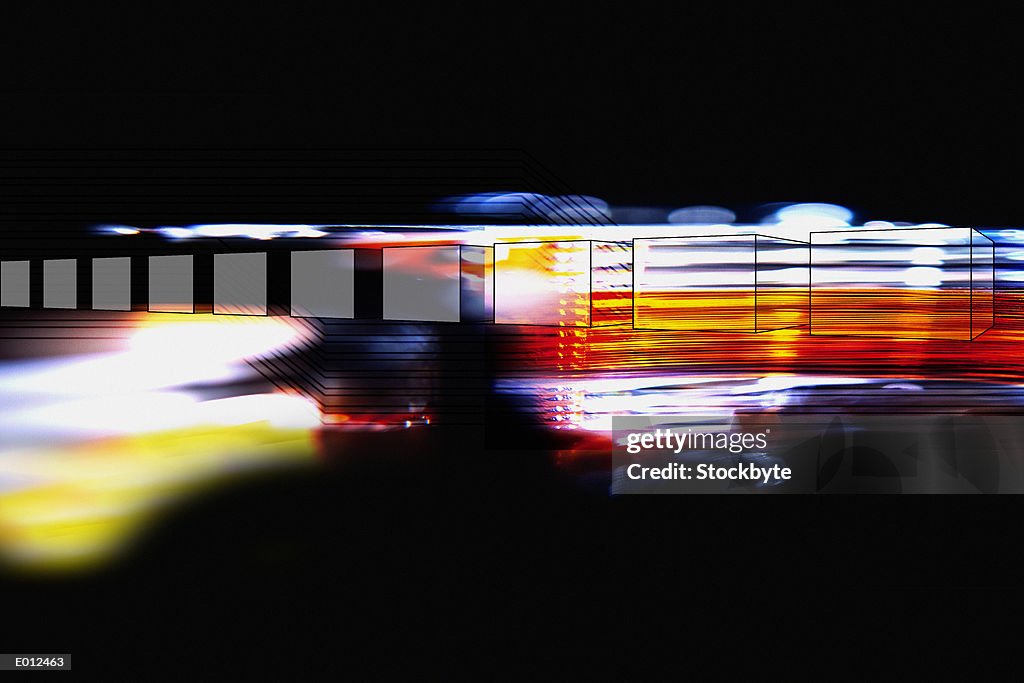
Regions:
[[2, 7, 1021, 678]]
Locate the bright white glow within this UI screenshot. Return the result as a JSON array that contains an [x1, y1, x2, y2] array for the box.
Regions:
[[882, 383, 924, 391], [909, 247, 946, 265], [757, 267, 811, 285], [0, 318, 306, 398], [810, 265, 966, 286], [500, 373, 879, 432], [736, 375, 872, 394], [130, 319, 303, 363], [639, 270, 755, 287], [190, 224, 329, 239], [160, 227, 194, 240], [0, 317, 319, 444], [813, 227, 971, 246], [0, 353, 242, 397], [771, 203, 854, 226], [199, 393, 321, 429], [904, 266, 943, 287], [1, 392, 199, 437], [0, 392, 320, 443]]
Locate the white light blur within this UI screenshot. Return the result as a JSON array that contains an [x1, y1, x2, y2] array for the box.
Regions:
[[639, 270, 755, 288], [0, 353, 242, 398], [769, 203, 854, 227], [903, 266, 943, 287], [190, 224, 329, 239], [909, 247, 946, 265], [995, 229, 1024, 241], [160, 227, 194, 240], [735, 375, 872, 394], [130, 318, 303, 363], [500, 374, 877, 432], [813, 227, 970, 247], [0, 317, 318, 444], [0, 318, 307, 398], [811, 266, 965, 286]]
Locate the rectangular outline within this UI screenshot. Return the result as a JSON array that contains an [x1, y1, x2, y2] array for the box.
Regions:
[[631, 233, 809, 334], [212, 251, 270, 317], [808, 226, 994, 342], [0, 259, 32, 308], [91, 256, 133, 312], [147, 254, 196, 314], [492, 239, 632, 328], [380, 244, 493, 324], [753, 233, 811, 333], [589, 240, 633, 328]]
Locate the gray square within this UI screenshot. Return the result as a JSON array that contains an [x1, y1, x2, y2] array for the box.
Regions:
[[383, 246, 461, 322], [149, 255, 194, 313], [291, 250, 354, 318], [214, 252, 267, 315], [92, 257, 132, 311], [1, 261, 30, 308], [44, 259, 77, 309]]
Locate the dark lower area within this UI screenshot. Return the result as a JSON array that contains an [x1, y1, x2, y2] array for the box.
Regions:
[[2, 425, 1021, 677]]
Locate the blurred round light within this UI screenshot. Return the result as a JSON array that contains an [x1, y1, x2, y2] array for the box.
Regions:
[[771, 203, 853, 226], [668, 206, 736, 224]]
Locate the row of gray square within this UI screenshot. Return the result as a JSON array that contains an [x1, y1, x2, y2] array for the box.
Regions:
[[0, 255, 263, 314], [0, 249, 473, 320], [2, 257, 135, 311]]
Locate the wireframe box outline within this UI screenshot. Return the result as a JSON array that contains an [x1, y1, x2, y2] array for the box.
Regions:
[[0, 260, 32, 308], [381, 244, 494, 324], [631, 233, 810, 333], [808, 226, 996, 341], [492, 239, 633, 328], [147, 254, 196, 314], [212, 251, 269, 317]]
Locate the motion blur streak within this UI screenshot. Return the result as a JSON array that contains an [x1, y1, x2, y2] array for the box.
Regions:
[[0, 315, 321, 574], [7, 215, 1024, 565]]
